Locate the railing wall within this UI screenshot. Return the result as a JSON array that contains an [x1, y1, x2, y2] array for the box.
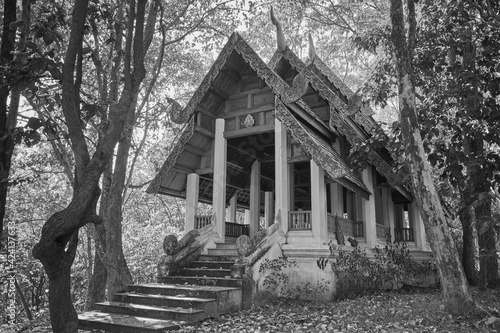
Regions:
[[195, 215, 212, 229], [289, 210, 312, 230], [195, 215, 250, 238], [394, 227, 414, 242], [327, 214, 363, 237], [226, 222, 250, 237]]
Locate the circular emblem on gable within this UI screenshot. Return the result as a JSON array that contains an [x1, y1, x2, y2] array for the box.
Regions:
[[244, 114, 255, 128]]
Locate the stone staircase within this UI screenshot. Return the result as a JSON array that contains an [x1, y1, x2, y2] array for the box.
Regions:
[[78, 243, 241, 332]]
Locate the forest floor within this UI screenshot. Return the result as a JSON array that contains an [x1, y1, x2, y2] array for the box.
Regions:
[[177, 287, 500, 333], [1, 287, 499, 332]]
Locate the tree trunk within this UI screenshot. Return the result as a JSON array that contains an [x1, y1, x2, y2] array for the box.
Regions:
[[461, 22, 498, 286], [390, 0, 474, 315], [459, 205, 479, 285], [33, 0, 148, 329], [86, 165, 112, 309], [86, 244, 107, 310], [0, 0, 17, 247], [105, 111, 135, 299]]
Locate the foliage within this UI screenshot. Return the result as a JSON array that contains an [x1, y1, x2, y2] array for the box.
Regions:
[[258, 257, 332, 300], [259, 257, 298, 294], [332, 242, 437, 294]]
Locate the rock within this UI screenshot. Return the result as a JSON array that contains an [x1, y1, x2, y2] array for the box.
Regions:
[[236, 235, 251, 257], [163, 234, 179, 255]]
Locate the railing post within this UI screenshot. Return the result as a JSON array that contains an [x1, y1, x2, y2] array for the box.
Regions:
[[311, 160, 327, 243], [275, 117, 289, 234], [185, 173, 199, 232], [212, 118, 227, 242]]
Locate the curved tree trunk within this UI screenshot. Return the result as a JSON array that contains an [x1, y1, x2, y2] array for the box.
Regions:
[[33, 0, 148, 330], [390, 0, 474, 315], [0, 0, 17, 247]]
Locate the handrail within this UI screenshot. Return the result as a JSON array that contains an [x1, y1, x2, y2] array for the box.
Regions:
[[157, 223, 220, 278], [289, 210, 312, 230], [231, 222, 286, 309]]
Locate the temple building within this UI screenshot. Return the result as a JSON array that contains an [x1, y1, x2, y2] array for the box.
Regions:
[[147, 32, 430, 255]]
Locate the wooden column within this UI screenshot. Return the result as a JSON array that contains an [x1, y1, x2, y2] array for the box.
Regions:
[[264, 191, 274, 228], [330, 183, 343, 216], [362, 167, 377, 248], [311, 160, 327, 243], [386, 192, 396, 243], [275, 118, 289, 233], [228, 194, 238, 223], [212, 118, 227, 241], [185, 173, 199, 232], [249, 160, 261, 238]]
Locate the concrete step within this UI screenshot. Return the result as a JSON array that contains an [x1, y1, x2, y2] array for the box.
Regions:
[[215, 242, 237, 250], [157, 275, 242, 288], [113, 292, 217, 314], [128, 283, 240, 299], [180, 267, 232, 278], [188, 260, 235, 270], [207, 248, 238, 257], [78, 311, 181, 332], [126, 283, 242, 314], [198, 254, 238, 262], [94, 301, 206, 322]]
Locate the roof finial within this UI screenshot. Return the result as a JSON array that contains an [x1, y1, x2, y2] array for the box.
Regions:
[[270, 6, 286, 52], [308, 33, 317, 61]]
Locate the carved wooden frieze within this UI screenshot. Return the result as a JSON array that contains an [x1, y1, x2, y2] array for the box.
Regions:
[[275, 97, 349, 180]]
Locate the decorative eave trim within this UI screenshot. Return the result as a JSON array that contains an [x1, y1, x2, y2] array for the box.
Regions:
[[146, 118, 195, 194], [275, 97, 369, 196], [269, 49, 406, 189], [175, 33, 242, 124]]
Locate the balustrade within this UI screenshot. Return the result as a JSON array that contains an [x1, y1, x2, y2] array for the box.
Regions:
[[394, 227, 414, 242], [327, 214, 363, 237], [289, 210, 312, 230]]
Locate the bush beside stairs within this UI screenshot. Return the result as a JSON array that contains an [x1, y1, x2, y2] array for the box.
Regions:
[[78, 243, 242, 332]]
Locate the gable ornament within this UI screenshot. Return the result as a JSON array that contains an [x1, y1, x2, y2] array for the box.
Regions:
[[244, 114, 255, 128]]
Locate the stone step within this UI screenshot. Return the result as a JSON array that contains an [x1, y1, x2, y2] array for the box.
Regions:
[[198, 254, 238, 262], [78, 311, 181, 332], [188, 260, 235, 270], [113, 292, 217, 315], [94, 301, 206, 322], [128, 283, 241, 299], [215, 242, 237, 250], [126, 283, 242, 315], [157, 275, 242, 288], [207, 248, 238, 257], [180, 267, 232, 278]]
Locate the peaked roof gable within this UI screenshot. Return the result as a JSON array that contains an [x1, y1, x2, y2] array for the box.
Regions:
[[148, 33, 371, 198], [269, 48, 407, 190], [172, 32, 328, 125]]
